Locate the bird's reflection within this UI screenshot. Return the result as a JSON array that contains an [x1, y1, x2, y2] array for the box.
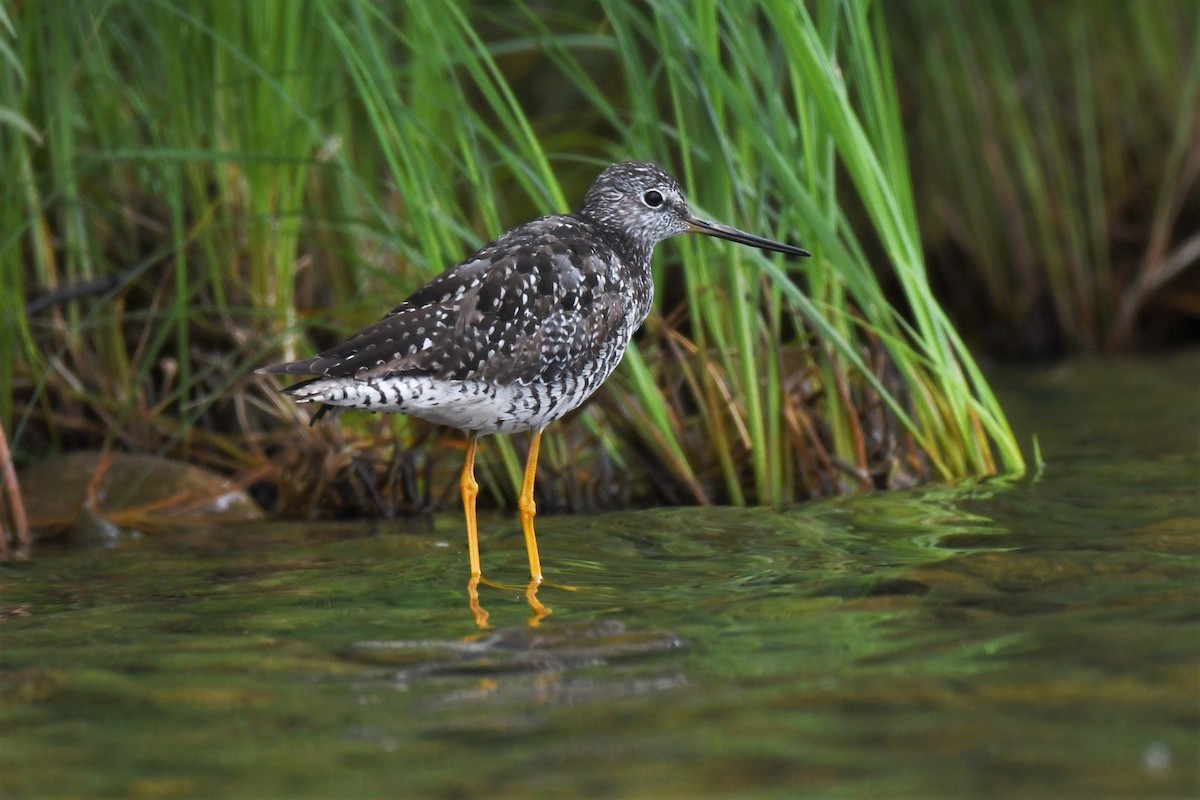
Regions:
[[467, 575, 489, 628], [468, 576, 551, 628]]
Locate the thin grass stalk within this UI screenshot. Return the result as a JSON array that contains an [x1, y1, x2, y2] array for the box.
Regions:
[[592, 0, 1021, 496], [1113, 9, 1200, 344], [898, 0, 1198, 354], [767, 2, 971, 470], [654, 0, 791, 502], [0, 26, 42, 427]]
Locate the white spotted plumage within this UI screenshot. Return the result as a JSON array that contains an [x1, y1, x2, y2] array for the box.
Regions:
[[260, 161, 808, 436]]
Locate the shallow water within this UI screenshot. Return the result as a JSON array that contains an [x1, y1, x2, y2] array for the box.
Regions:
[[2, 351, 1198, 798]]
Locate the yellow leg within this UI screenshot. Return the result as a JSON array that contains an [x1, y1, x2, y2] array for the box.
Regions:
[[461, 431, 481, 579], [467, 574, 490, 629], [525, 578, 551, 626], [519, 429, 544, 584]]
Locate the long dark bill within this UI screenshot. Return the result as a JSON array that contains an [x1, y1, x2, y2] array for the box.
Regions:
[[687, 217, 810, 258]]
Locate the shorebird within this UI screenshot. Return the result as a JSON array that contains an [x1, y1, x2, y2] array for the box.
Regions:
[[261, 161, 808, 616]]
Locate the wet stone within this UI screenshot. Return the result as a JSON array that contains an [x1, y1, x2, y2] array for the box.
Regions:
[[7, 451, 263, 543]]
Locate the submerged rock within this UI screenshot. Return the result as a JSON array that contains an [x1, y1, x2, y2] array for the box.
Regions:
[[4, 451, 263, 545]]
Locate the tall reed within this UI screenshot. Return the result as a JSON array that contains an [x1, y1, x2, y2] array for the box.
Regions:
[[3, 0, 1023, 513], [893, 0, 1200, 355]]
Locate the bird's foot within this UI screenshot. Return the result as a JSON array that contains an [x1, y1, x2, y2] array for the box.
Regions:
[[538, 579, 579, 592], [524, 579, 551, 627], [473, 574, 526, 591], [467, 575, 490, 629]]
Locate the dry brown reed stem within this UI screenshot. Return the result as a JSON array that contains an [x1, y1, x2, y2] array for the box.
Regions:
[[0, 424, 31, 560]]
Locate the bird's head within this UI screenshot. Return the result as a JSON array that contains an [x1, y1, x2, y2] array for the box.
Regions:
[[578, 161, 810, 257]]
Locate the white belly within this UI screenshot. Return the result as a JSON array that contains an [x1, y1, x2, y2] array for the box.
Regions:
[[285, 372, 606, 435]]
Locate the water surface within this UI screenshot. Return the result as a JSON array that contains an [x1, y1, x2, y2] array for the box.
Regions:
[[2, 351, 1198, 798]]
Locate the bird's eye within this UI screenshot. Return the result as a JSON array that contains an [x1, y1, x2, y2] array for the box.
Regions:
[[642, 189, 664, 208]]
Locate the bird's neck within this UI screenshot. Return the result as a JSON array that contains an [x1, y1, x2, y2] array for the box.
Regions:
[[574, 211, 655, 276]]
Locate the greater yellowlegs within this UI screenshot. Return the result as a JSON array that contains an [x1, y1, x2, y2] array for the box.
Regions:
[[261, 161, 809, 608]]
